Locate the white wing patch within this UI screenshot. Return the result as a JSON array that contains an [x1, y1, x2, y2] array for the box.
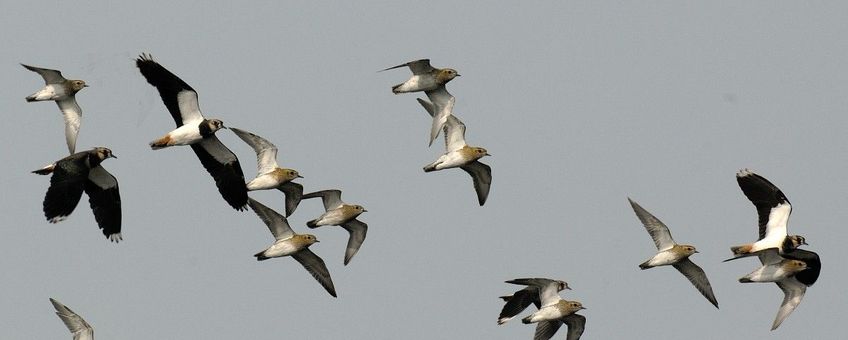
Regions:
[[177, 90, 204, 124], [763, 202, 791, 241]]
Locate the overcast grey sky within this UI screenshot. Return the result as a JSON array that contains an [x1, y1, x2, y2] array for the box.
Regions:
[[2, 1, 846, 339]]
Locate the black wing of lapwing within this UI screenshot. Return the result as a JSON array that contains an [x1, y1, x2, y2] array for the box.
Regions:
[[84, 165, 122, 242]]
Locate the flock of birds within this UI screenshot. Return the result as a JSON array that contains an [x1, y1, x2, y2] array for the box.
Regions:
[[22, 56, 820, 339]]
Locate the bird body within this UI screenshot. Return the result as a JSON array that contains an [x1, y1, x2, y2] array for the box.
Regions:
[[231, 127, 303, 215], [522, 300, 585, 324], [638, 244, 696, 269], [149, 119, 224, 149], [382, 59, 459, 94], [22, 63, 87, 154], [302, 190, 367, 265]]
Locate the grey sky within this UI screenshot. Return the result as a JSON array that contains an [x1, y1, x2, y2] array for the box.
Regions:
[[1, 1, 846, 338]]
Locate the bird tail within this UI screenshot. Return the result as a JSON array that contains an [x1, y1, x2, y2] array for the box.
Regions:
[[423, 163, 437, 172], [738, 277, 753, 283], [638, 261, 652, 270], [731, 244, 753, 255], [149, 135, 171, 150], [25, 95, 37, 102], [497, 317, 511, 325], [521, 315, 533, 324], [391, 83, 403, 94], [498, 295, 512, 302], [306, 219, 319, 228], [254, 251, 269, 261], [32, 164, 55, 175]]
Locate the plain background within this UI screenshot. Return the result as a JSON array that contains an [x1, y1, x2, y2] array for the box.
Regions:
[[1, 1, 845, 338]]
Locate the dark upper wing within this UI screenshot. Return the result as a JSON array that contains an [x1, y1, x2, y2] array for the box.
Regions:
[[302, 189, 343, 211], [135, 53, 204, 126], [460, 161, 492, 206], [292, 248, 337, 297], [562, 314, 587, 340], [534, 320, 563, 340], [498, 288, 538, 324], [84, 165, 122, 242], [340, 219, 367, 265], [191, 137, 248, 211], [672, 258, 719, 308], [782, 248, 821, 286], [380, 59, 433, 74], [277, 181, 303, 217], [736, 169, 791, 240], [21, 64, 66, 84], [42, 157, 89, 223]]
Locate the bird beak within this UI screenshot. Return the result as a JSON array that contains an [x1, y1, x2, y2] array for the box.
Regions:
[[315, 240, 320, 243], [802, 241, 809, 245], [566, 286, 572, 290], [581, 307, 587, 310], [111, 154, 118, 159], [456, 74, 461, 77], [694, 250, 700, 253], [485, 152, 491, 156], [83, 84, 89, 87], [297, 175, 304, 179], [363, 209, 368, 212]]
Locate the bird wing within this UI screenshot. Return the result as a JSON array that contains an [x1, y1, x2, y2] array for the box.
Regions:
[[416, 98, 467, 152], [672, 258, 719, 308], [49, 298, 94, 340], [302, 189, 344, 211], [22, 64, 67, 84], [230, 127, 279, 174], [42, 156, 89, 223], [381, 59, 434, 74], [135, 54, 205, 126], [277, 181, 304, 217], [628, 198, 676, 250], [498, 287, 538, 324], [292, 248, 337, 297], [191, 137, 248, 210], [506, 278, 564, 307], [562, 314, 587, 340], [460, 160, 492, 206], [736, 169, 791, 241], [533, 320, 563, 340], [247, 198, 294, 241], [772, 279, 806, 330], [340, 219, 368, 265], [84, 165, 122, 242], [56, 98, 82, 154], [424, 86, 456, 147]]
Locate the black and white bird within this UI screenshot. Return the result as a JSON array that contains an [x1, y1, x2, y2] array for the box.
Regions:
[[726, 169, 806, 261], [418, 98, 491, 206], [301, 190, 367, 265], [135, 54, 248, 211], [33, 147, 121, 242], [49, 298, 94, 340], [231, 127, 303, 216], [22, 63, 88, 154]]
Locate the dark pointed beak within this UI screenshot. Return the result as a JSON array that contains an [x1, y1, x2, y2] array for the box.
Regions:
[[297, 175, 304, 179], [485, 152, 491, 156], [694, 250, 700, 253], [83, 84, 89, 87], [111, 154, 118, 159]]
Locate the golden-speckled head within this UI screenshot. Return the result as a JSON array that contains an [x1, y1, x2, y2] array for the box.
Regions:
[[93, 147, 116, 160], [280, 168, 302, 181], [677, 245, 698, 256], [787, 260, 807, 271], [557, 280, 571, 291], [436, 68, 460, 83], [472, 147, 490, 160], [69, 80, 88, 92], [352, 205, 367, 213], [294, 234, 319, 246], [565, 301, 586, 312]]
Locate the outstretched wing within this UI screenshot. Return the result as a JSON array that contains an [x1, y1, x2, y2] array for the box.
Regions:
[[191, 137, 248, 211], [84, 165, 122, 242], [772, 279, 806, 330], [340, 219, 368, 265], [49, 298, 94, 340], [672, 258, 719, 308], [380, 59, 433, 74], [302, 189, 344, 211], [461, 161, 491, 206], [22, 64, 67, 84], [292, 248, 337, 297], [278, 181, 304, 217], [135, 53, 204, 126], [736, 169, 791, 241], [56, 98, 81, 154], [247, 198, 293, 240], [230, 127, 279, 174], [628, 198, 676, 250]]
